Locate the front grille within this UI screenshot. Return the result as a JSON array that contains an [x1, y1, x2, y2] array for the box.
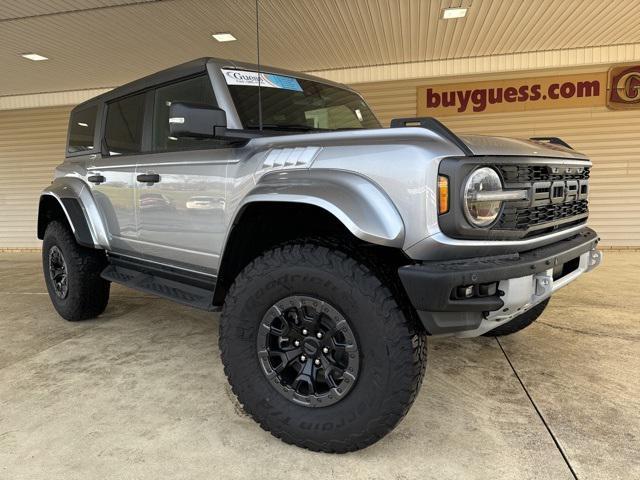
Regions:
[[437, 157, 591, 240], [497, 165, 590, 183], [493, 164, 590, 236], [498, 199, 589, 231]]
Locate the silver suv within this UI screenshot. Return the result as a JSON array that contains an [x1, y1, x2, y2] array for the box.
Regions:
[[38, 58, 602, 453]]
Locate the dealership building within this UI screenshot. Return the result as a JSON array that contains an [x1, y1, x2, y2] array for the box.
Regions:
[[1, 1, 639, 250]]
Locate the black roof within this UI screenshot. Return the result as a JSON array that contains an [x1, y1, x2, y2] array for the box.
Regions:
[[71, 57, 351, 113], [72, 57, 209, 113]]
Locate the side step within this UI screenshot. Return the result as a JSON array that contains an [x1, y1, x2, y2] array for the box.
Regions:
[[101, 264, 218, 311]]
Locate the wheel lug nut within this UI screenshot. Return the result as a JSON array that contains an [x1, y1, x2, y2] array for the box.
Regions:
[[322, 347, 329, 354], [314, 359, 321, 366], [302, 329, 308, 335], [316, 332, 323, 339], [293, 340, 300, 347], [300, 355, 307, 362]]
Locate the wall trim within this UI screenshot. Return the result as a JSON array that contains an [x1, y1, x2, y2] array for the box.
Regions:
[[0, 248, 42, 253], [308, 43, 640, 84], [0, 88, 112, 111]]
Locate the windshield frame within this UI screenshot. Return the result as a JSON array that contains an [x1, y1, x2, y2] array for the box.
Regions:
[[221, 68, 381, 132]]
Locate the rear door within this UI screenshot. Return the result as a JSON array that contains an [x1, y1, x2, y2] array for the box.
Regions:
[[87, 91, 148, 255], [135, 74, 230, 275]]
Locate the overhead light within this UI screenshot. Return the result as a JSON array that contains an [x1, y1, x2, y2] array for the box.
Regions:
[[21, 53, 48, 61], [442, 7, 467, 19], [77, 122, 89, 127], [212, 33, 236, 42]]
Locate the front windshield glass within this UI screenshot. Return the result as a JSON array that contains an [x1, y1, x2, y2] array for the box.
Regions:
[[224, 69, 381, 131]]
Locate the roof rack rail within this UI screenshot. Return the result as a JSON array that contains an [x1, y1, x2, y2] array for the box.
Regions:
[[529, 137, 573, 150], [390, 117, 473, 156]]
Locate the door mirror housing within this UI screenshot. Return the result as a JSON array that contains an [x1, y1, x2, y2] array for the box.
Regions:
[[169, 102, 227, 138]]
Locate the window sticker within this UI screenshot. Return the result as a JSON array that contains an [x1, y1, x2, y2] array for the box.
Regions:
[[222, 69, 303, 91]]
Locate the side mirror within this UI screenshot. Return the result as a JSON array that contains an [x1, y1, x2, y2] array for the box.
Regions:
[[169, 102, 227, 138]]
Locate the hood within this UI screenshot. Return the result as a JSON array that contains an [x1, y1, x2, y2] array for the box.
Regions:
[[458, 134, 589, 160]]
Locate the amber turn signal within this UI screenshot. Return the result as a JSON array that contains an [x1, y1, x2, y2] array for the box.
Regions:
[[438, 175, 449, 214]]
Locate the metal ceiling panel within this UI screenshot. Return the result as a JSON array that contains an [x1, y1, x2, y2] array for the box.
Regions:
[[1, 0, 640, 96], [0, 0, 158, 21]]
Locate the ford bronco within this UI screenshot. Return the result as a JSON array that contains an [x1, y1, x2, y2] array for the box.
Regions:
[[38, 58, 602, 452]]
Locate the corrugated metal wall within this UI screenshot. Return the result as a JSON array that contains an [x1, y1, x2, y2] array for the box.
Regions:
[[0, 106, 71, 248], [357, 77, 640, 247]]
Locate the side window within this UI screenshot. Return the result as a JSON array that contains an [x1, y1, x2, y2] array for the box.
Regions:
[[104, 93, 146, 155], [68, 106, 98, 154], [152, 75, 219, 151]]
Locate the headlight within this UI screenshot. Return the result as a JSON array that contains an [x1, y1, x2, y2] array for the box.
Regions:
[[463, 167, 503, 227]]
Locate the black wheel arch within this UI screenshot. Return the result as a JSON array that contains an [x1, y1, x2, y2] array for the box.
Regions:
[[38, 195, 95, 248], [212, 202, 414, 313]]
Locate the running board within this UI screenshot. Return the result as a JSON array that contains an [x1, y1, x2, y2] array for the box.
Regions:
[[101, 264, 218, 311]]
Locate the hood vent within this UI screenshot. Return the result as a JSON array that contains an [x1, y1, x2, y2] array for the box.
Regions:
[[390, 117, 473, 156]]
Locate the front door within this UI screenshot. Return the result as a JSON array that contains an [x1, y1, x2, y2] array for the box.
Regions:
[[135, 150, 228, 275], [135, 75, 230, 275]]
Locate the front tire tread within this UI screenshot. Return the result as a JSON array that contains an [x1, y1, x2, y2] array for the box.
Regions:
[[219, 242, 426, 453]]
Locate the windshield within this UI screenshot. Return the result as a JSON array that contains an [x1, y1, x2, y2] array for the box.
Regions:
[[224, 69, 381, 131]]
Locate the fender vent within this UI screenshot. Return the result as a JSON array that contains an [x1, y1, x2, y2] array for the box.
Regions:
[[258, 146, 321, 173]]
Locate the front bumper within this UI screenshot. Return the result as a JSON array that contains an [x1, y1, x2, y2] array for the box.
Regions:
[[398, 227, 602, 337]]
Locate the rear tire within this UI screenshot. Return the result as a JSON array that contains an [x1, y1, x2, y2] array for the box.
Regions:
[[219, 242, 427, 453], [42, 221, 110, 321], [483, 299, 550, 337]]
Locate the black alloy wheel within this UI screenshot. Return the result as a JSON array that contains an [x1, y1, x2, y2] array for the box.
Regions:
[[257, 295, 360, 407], [48, 245, 69, 299]]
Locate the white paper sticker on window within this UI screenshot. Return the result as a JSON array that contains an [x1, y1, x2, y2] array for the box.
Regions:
[[221, 69, 302, 91]]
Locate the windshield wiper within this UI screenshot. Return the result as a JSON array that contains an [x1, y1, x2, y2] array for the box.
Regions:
[[245, 123, 321, 132]]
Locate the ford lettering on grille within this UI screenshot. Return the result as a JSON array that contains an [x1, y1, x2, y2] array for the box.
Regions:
[[495, 164, 590, 235]]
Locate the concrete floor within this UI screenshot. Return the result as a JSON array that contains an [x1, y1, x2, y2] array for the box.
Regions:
[[0, 252, 638, 480]]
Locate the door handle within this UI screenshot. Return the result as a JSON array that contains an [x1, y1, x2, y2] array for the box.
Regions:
[[137, 173, 161, 183], [87, 174, 105, 184]]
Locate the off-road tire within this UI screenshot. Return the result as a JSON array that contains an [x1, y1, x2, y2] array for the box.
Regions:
[[219, 242, 427, 453], [42, 221, 110, 321], [483, 299, 550, 337]]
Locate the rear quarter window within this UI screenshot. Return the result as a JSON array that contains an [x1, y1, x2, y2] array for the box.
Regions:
[[67, 106, 98, 154]]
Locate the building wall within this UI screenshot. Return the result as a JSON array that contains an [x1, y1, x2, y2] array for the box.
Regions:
[[1, 69, 639, 248], [0, 106, 72, 249], [356, 72, 640, 248]]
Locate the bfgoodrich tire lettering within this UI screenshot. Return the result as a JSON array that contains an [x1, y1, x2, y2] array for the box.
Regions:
[[219, 242, 427, 453], [42, 221, 110, 321]]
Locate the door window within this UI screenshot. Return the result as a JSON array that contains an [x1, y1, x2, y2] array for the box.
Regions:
[[68, 105, 98, 153], [152, 75, 220, 151], [104, 93, 146, 155]]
